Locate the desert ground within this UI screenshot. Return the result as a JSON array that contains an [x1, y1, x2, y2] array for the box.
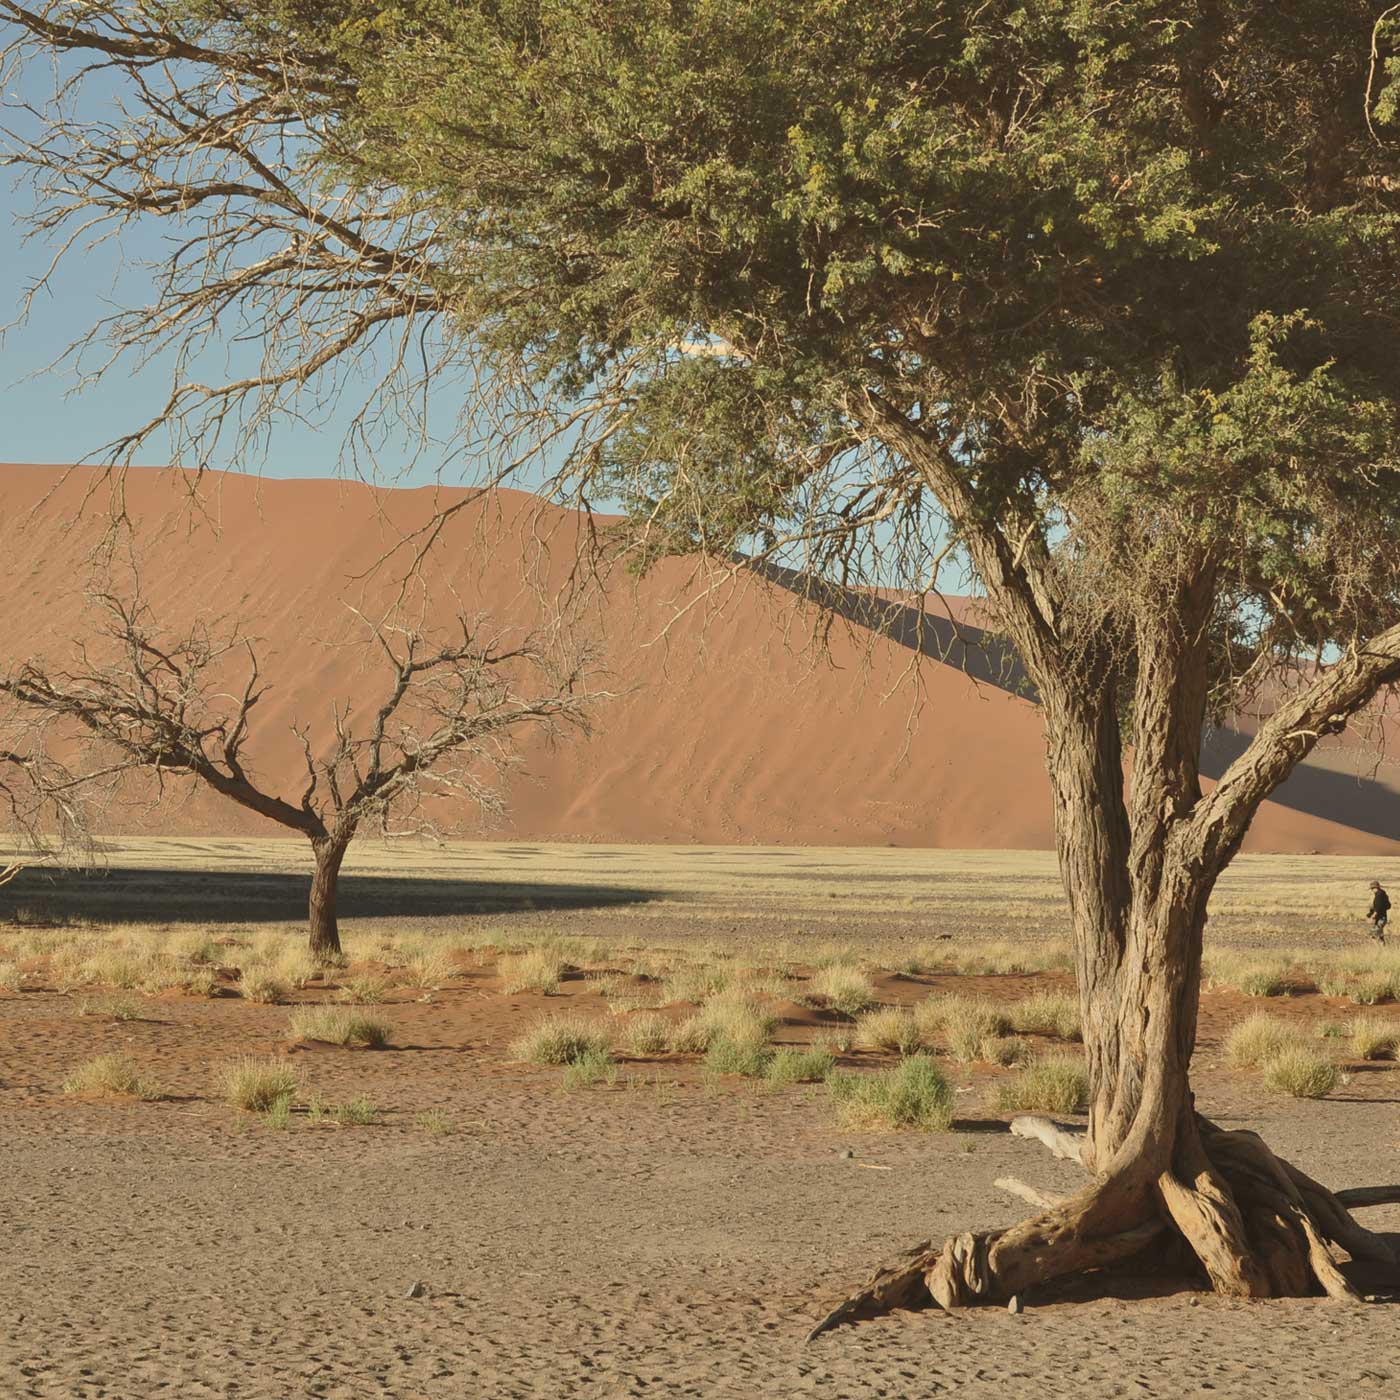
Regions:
[[3, 840, 1400, 1399]]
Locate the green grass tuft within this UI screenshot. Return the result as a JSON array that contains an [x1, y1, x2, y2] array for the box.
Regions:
[[510, 1012, 612, 1065], [1261, 1048, 1339, 1099], [991, 1057, 1088, 1114], [62, 1053, 163, 1100], [704, 1037, 774, 1077], [827, 1055, 955, 1131], [764, 1045, 836, 1087]]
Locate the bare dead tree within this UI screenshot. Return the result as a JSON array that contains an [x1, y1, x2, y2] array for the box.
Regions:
[[0, 592, 597, 958], [0, 715, 94, 878]]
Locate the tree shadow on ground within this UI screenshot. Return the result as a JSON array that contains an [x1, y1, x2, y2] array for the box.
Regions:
[[1024, 1247, 1400, 1308], [0, 864, 658, 927]]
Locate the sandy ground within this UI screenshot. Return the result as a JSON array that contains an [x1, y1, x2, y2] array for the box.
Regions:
[[3, 842, 1400, 1398]]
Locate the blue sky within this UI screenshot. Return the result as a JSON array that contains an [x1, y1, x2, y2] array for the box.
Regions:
[[1, 42, 470, 487], [0, 205, 467, 484]]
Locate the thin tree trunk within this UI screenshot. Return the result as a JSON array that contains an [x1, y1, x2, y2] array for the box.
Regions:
[[308, 835, 349, 962]]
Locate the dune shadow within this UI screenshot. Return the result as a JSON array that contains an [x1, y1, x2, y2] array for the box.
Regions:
[[751, 558, 1400, 843], [0, 863, 658, 927]]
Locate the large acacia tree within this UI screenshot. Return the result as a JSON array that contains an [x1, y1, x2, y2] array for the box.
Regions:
[[7, 1, 1400, 1309]]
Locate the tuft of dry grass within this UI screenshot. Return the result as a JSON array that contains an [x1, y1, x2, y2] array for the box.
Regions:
[[178, 966, 221, 998], [661, 965, 730, 1005], [854, 1007, 925, 1055], [807, 965, 878, 1017], [616, 1011, 672, 1056], [1347, 973, 1396, 1006], [667, 1015, 714, 1055], [287, 1006, 390, 1048], [331, 1096, 378, 1126], [62, 1054, 163, 1100], [0, 960, 21, 993], [497, 948, 567, 995], [416, 1109, 453, 1136], [704, 1038, 773, 1077], [1204, 952, 1292, 998], [164, 930, 221, 965], [1262, 1048, 1339, 1099], [1317, 971, 1355, 999], [918, 996, 1013, 1062], [981, 1034, 1031, 1066], [399, 941, 459, 989], [510, 1012, 612, 1065], [74, 994, 143, 1022], [764, 1045, 837, 1087], [696, 994, 778, 1047], [81, 949, 150, 990], [274, 947, 321, 989], [827, 1055, 955, 1131], [939, 940, 1074, 976], [337, 973, 391, 1005], [1347, 1015, 1399, 1061], [561, 1047, 618, 1089], [1008, 992, 1081, 1041], [991, 1056, 1088, 1114], [1224, 1014, 1309, 1069], [237, 964, 290, 1005], [219, 1056, 302, 1111]]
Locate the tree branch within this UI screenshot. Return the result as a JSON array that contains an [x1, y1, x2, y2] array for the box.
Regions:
[[1181, 622, 1400, 874]]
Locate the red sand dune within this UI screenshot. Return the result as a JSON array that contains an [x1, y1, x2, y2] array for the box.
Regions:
[[0, 463, 1396, 854]]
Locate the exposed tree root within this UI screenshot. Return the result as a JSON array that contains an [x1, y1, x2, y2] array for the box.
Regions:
[[1335, 1185, 1400, 1209], [807, 1117, 1400, 1340], [994, 1176, 1063, 1210], [1008, 1114, 1086, 1164]]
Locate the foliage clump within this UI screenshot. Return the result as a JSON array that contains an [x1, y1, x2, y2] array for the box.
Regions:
[[62, 1054, 162, 1100], [1224, 1015, 1308, 1069], [765, 1045, 836, 1088], [1261, 1050, 1339, 1100], [510, 1013, 612, 1066], [854, 1007, 924, 1055], [828, 1055, 955, 1132], [992, 1058, 1089, 1115], [807, 966, 877, 1018], [1348, 1016, 1399, 1061], [219, 1057, 302, 1112]]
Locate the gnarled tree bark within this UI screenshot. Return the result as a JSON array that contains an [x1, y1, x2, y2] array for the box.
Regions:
[[811, 476, 1400, 1332]]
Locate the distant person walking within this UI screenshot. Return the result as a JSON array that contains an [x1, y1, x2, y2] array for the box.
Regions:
[[1366, 880, 1390, 945]]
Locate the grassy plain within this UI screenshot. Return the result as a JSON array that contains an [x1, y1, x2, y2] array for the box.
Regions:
[[2, 839, 1399, 1399]]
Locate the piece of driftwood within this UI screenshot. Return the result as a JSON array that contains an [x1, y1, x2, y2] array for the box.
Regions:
[[994, 1176, 1064, 1210], [1008, 1115, 1086, 1165]]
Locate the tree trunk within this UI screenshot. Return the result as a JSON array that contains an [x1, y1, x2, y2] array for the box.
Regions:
[[810, 648, 1397, 1332], [308, 835, 349, 962]]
